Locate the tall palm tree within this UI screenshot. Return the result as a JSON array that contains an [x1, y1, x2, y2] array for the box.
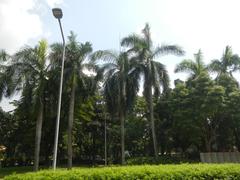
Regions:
[[208, 46, 240, 77], [0, 40, 49, 171], [50, 32, 95, 169], [175, 50, 206, 79], [0, 50, 11, 101], [91, 50, 138, 164], [121, 23, 184, 157]]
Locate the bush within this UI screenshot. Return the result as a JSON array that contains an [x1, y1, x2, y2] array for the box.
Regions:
[[4, 164, 240, 180], [126, 156, 197, 165]]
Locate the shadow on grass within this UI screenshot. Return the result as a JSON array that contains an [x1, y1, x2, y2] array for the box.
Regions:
[[0, 166, 33, 179]]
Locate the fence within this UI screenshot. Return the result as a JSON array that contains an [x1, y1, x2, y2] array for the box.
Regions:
[[200, 152, 240, 163]]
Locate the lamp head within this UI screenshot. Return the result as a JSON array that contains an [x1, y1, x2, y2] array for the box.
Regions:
[[52, 8, 63, 19]]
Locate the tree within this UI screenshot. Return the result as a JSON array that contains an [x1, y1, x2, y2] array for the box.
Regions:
[[50, 32, 96, 169], [175, 50, 206, 80], [91, 50, 138, 164], [0, 50, 11, 100], [0, 40, 49, 171], [208, 46, 240, 78], [121, 23, 184, 157]]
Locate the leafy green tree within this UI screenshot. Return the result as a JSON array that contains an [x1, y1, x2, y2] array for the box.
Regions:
[[126, 96, 149, 156], [121, 23, 184, 157], [227, 90, 240, 151], [50, 32, 95, 169], [168, 83, 202, 155]]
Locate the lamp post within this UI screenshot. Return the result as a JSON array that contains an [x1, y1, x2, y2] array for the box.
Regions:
[[52, 8, 65, 170]]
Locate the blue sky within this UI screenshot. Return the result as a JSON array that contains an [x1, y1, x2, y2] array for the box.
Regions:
[[1, 0, 240, 111]]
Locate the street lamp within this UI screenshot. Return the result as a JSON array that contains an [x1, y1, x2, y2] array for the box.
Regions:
[[52, 7, 65, 170]]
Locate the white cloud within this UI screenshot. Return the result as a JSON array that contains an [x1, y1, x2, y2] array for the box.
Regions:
[[0, 0, 63, 111], [46, 0, 63, 8], [0, 0, 42, 53], [0, 0, 64, 54]]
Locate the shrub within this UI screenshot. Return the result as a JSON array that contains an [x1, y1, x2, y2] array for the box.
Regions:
[[4, 164, 240, 180], [126, 156, 197, 165]]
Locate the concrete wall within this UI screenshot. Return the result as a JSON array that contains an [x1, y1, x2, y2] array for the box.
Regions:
[[200, 152, 240, 163]]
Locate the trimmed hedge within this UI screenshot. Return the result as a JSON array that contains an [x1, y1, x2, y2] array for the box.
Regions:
[[5, 164, 240, 179], [126, 156, 197, 165]]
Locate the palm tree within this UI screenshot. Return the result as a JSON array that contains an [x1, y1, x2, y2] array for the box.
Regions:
[[208, 46, 240, 77], [0, 50, 9, 62], [175, 50, 206, 79], [0, 40, 49, 171], [50, 32, 95, 169], [91, 50, 138, 164], [121, 23, 184, 157], [0, 50, 11, 101]]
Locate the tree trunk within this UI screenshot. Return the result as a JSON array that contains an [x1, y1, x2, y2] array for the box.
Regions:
[[234, 129, 240, 151], [120, 79, 126, 165], [104, 117, 107, 166], [67, 84, 75, 169], [34, 101, 44, 171], [149, 87, 158, 158], [205, 138, 212, 152], [120, 107, 125, 165]]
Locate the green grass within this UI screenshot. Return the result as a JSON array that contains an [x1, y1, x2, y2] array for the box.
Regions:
[[3, 164, 240, 179], [0, 166, 33, 179]]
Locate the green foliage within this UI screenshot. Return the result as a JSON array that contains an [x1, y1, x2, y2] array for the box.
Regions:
[[5, 164, 240, 180], [126, 156, 192, 165], [2, 26, 240, 168]]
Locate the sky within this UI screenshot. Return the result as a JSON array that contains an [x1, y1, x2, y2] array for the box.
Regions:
[[1, 0, 240, 111]]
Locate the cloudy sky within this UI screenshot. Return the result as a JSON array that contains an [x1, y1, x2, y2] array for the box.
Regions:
[[1, 0, 240, 111]]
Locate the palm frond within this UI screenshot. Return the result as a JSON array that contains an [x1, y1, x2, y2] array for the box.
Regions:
[[153, 61, 169, 93], [91, 50, 118, 63], [207, 59, 223, 73], [121, 34, 146, 49], [153, 45, 185, 58], [175, 59, 196, 74]]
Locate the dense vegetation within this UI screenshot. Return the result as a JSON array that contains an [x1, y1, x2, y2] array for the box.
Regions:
[[1, 23, 240, 171], [5, 164, 240, 180]]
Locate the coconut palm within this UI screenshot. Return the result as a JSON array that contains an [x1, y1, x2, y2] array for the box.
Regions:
[[0, 40, 49, 171], [175, 50, 206, 79], [0, 50, 9, 62], [50, 32, 96, 169], [208, 46, 240, 77], [0, 50, 11, 101], [121, 23, 184, 157], [91, 50, 138, 164]]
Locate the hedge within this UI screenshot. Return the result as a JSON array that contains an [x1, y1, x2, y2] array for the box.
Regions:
[[126, 156, 197, 165], [5, 164, 240, 179]]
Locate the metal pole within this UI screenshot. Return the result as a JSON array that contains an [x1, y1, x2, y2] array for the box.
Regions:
[[53, 18, 65, 170]]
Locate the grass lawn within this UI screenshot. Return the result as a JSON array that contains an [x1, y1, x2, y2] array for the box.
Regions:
[[0, 166, 33, 179], [3, 164, 240, 179]]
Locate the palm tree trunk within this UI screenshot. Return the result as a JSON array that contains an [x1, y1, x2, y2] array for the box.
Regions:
[[149, 87, 158, 158], [34, 101, 44, 171], [67, 84, 76, 169], [104, 116, 107, 166], [120, 80, 126, 165], [120, 108, 125, 165]]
